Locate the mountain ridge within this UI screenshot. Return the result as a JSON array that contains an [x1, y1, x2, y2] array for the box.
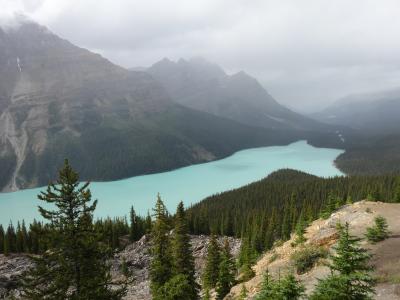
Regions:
[[145, 57, 331, 132], [0, 20, 309, 191]]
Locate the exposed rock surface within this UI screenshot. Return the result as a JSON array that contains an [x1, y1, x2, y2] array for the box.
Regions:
[[0, 235, 240, 299], [227, 201, 400, 300], [0, 255, 32, 298], [1, 18, 291, 192], [112, 234, 240, 300]]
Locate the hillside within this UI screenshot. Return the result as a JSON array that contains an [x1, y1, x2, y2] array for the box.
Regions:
[[0, 18, 304, 191], [146, 57, 331, 132], [0, 235, 241, 299], [187, 169, 399, 242], [227, 201, 400, 299], [311, 89, 400, 135]]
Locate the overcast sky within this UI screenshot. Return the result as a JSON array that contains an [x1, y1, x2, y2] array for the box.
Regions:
[[2, 0, 400, 112]]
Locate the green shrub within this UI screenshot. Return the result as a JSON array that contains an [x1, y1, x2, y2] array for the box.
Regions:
[[365, 216, 390, 243], [291, 245, 328, 274], [268, 252, 279, 263]]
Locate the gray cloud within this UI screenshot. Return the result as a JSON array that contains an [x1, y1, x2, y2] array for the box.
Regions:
[[2, 0, 400, 112]]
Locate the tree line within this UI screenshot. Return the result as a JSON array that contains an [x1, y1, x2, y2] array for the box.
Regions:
[[186, 169, 400, 269]]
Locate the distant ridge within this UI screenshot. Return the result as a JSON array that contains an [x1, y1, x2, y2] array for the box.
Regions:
[[145, 57, 329, 131]]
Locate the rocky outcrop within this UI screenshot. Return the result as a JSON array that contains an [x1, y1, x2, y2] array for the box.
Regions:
[[0, 235, 240, 299], [112, 234, 240, 300], [0, 255, 32, 298], [227, 201, 400, 300]]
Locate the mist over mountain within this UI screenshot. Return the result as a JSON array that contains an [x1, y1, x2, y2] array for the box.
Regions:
[[146, 57, 327, 131], [0, 20, 305, 191], [311, 89, 400, 134]]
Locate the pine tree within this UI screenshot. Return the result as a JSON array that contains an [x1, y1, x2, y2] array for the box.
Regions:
[[150, 194, 173, 300], [202, 288, 211, 300], [238, 236, 256, 281], [365, 216, 390, 243], [170, 201, 198, 299], [16, 222, 24, 253], [281, 200, 292, 240], [145, 211, 152, 233], [5, 223, 16, 254], [216, 239, 236, 300], [129, 206, 141, 242], [277, 273, 305, 299], [311, 222, 375, 299], [256, 270, 304, 300], [159, 274, 195, 300], [396, 180, 400, 203], [294, 213, 307, 245], [320, 193, 336, 219], [255, 269, 278, 300], [0, 225, 4, 254], [21, 221, 29, 253], [202, 234, 221, 289], [239, 284, 248, 300], [21, 159, 126, 299]]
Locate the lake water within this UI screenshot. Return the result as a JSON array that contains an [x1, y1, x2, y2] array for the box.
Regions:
[[0, 141, 344, 226]]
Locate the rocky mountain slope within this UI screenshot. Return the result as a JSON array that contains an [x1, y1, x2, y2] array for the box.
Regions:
[[0, 235, 240, 299], [0, 18, 302, 191], [227, 201, 400, 300], [146, 57, 329, 132]]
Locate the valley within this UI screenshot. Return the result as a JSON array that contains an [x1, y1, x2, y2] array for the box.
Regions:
[[0, 140, 343, 227], [0, 6, 399, 300]]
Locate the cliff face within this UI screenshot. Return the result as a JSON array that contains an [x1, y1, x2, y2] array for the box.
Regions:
[[0, 19, 296, 192], [227, 201, 400, 300], [0, 20, 171, 191]]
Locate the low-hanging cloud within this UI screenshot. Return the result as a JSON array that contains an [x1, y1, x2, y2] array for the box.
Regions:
[[2, 0, 400, 112]]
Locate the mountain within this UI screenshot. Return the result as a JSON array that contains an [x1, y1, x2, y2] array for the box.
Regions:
[[146, 57, 328, 131], [311, 89, 400, 134], [0, 19, 300, 191]]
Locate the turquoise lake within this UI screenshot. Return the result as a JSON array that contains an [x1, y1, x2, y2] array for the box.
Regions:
[[0, 141, 344, 226]]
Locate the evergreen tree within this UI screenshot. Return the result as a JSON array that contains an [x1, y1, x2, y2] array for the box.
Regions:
[[281, 200, 292, 240], [16, 222, 24, 253], [0, 225, 4, 254], [239, 284, 248, 300], [159, 274, 195, 300], [396, 180, 400, 203], [5, 223, 16, 255], [145, 211, 152, 233], [21, 159, 125, 299], [320, 193, 336, 219], [202, 289, 211, 300], [129, 206, 140, 242], [21, 221, 29, 253], [294, 213, 307, 245], [255, 270, 278, 300], [170, 201, 198, 299], [311, 222, 375, 300], [366, 193, 374, 201], [216, 239, 236, 300], [150, 194, 173, 300], [277, 273, 305, 300], [365, 216, 390, 243], [238, 236, 256, 281], [202, 234, 221, 289], [256, 270, 304, 300]]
